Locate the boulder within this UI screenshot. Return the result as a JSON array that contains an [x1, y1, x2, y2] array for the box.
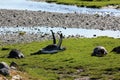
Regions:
[[0, 62, 10, 76], [0, 68, 10, 76]]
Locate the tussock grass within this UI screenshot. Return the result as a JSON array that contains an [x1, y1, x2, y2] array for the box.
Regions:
[[0, 37, 120, 79]]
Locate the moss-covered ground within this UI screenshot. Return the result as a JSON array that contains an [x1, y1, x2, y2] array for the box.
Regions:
[[0, 37, 120, 80]]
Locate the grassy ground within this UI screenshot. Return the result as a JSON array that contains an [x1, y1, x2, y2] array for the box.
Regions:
[[0, 37, 120, 80], [35, 0, 120, 8]]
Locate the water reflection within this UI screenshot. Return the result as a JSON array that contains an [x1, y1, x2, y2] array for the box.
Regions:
[[0, 26, 120, 38], [0, 0, 120, 16]]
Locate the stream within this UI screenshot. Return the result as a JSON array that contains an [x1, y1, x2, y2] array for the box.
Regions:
[[0, 0, 120, 16], [0, 0, 120, 38], [0, 26, 120, 38]]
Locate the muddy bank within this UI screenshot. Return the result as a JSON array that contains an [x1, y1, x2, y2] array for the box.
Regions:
[[0, 9, 120, 30]]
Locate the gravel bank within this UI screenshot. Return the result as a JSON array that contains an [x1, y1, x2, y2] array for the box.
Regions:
[[0, 32, 55, 44], [0, 9, 120, 30], [0, 9, 120, 44]]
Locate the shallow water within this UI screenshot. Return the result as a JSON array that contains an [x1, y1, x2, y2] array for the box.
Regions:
[[0, 0, 120, 16], [0, 26, 120, 38], [0, 0, 120, 39]]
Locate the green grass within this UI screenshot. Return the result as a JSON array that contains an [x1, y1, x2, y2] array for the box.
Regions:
[[35, 0, 120, 8], [0, 37, 120, 79]]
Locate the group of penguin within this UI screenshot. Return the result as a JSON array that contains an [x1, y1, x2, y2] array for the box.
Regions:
[[5, 30, 120, 58]]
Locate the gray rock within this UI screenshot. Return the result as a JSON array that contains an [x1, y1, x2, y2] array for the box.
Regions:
[[0, 68, 10, 76], [0, 62, 10, 76]]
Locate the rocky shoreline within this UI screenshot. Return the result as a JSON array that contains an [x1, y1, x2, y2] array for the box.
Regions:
[[0, 9, 120, 44], [0, 9, 120, 30]]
